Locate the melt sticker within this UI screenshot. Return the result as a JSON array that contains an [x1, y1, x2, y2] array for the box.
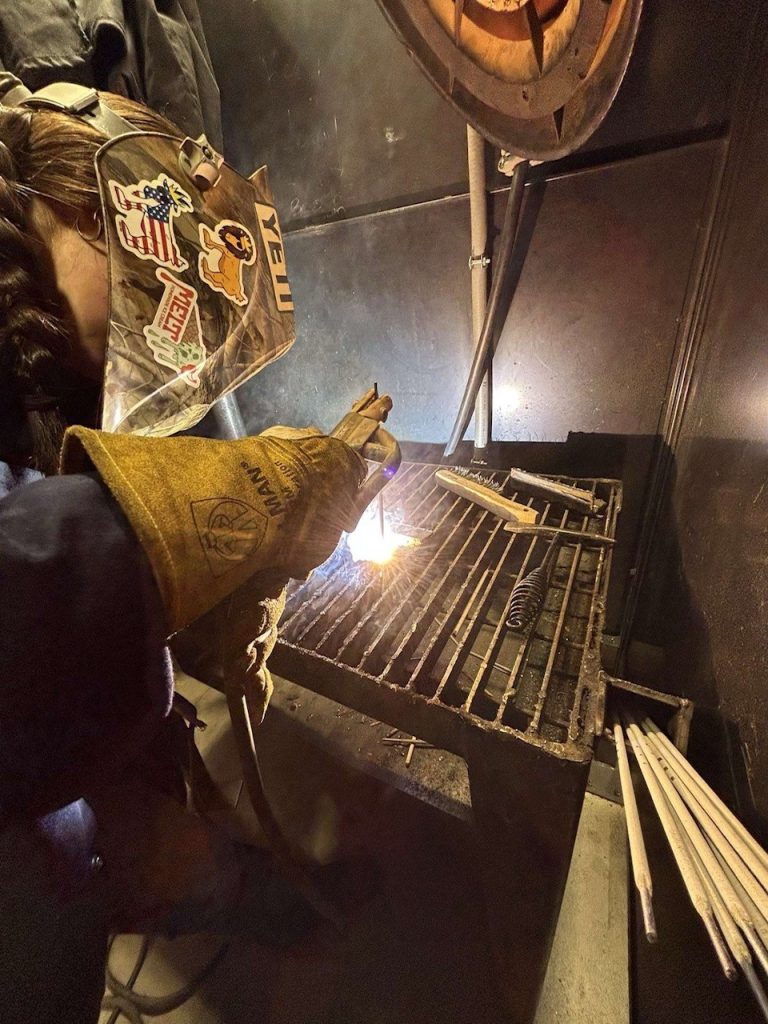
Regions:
[[197, 220, 256, 306], [109, 175, 193, 271], [143, 268, 205, 386]]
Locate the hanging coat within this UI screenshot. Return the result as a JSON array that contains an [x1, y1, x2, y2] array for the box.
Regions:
[[0, 0, 223, 148]]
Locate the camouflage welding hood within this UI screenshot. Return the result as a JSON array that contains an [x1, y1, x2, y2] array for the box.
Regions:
[[96, 133, 295, 434], [20, 84, 295, 436]]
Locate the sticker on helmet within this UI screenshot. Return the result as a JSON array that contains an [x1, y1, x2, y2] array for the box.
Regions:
[[254, 202, 294, 312], [108, 175, 193, 271], [143, 268, 206, 386], [197, 220, 257, 306]]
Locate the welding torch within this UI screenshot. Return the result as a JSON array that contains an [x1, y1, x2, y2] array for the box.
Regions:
[[330, 385, 401, 531]]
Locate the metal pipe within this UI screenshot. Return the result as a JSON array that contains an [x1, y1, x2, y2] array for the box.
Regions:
[[444, 159, 529, 458], [212, 393, 247, 439], [614, 722, 656, 942], [643, 719, 768, 881], [624, 721, 735, 979], [467, 125, 491, 460]]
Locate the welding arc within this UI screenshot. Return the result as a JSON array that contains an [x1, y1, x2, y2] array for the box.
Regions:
[[505, 537, 559, 631], [623, 718, 736, 979], [443, 159, 530, 458], [613, 722, 656, 943]]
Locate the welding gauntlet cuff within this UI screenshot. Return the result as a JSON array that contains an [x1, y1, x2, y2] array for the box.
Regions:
[[60, 427, 365, 633]]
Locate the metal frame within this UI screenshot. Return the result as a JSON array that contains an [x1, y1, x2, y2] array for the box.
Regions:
[[270, 460, 622, 1017]]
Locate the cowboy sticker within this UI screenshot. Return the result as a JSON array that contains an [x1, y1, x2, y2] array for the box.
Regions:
[[197, 220, 256, 306], [143, 268, 206, 386], [109, 175, 193, 271]]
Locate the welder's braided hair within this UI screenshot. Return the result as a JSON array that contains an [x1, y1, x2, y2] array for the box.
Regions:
[[0, 108, 69, 474], [0, 95, 180, 473]]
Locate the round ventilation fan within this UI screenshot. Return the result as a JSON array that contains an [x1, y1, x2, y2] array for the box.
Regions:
[[376, 0, 644, 160]]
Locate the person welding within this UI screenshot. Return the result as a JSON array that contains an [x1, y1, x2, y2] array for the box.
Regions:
[[0, 77, 395, 1023]]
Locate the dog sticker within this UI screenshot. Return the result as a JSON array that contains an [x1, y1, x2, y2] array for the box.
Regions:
[[109, 175, 193, 271], [197, 220, 256, 306], [143, 268, 206, 386]]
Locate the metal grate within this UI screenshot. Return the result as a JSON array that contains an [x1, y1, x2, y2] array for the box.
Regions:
[[272, 462, 622, 760]]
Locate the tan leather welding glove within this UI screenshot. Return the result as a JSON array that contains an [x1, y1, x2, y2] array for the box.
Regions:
[[171, 571, 286, 722], [60, 428, 365, 633]]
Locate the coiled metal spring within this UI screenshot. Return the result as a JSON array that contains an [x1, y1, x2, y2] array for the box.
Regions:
[[505, 539, 561, 632]]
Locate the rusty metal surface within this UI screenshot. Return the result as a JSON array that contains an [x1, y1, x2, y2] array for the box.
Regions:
[[270, 461, 622, 763]]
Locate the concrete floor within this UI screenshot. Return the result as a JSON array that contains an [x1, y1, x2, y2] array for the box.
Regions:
[[100, 674, 629, 1024]]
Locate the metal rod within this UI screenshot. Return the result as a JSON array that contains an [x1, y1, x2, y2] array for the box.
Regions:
[[444, 159, 529, 458], [467, 124, 491, 459], [642, 718, 768, 880], [528, 542, 580, 733], [641, 724, 768, 934], [567, 482, 620, 742], [614, 722, 657, 942], [677, 826, 768, 1022], [502, 522, 615, 546], [638, 727, 761, 950], [711, 843, 768, 970], [624, 720, 735, 979]]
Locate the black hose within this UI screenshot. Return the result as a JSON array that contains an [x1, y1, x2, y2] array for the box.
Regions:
[[443, 159, 529, 458], [104, 937, 230, 1018]]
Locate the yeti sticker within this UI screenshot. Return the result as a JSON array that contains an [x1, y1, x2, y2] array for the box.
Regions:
[[197, 220, 256, 306], [143, 268, 205, 386], [254, 202, 294, 312], [109, 175, 193, 271]]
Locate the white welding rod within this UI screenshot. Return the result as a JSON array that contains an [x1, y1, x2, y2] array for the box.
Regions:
[[614, 722, 657, 942], [638, 727, 767, 965], [641, 721, 768, 945], [435, 468, 539, 525], [644, 729, 768, 981], [678, 821, 768, 1022], [624, 720, 736, 979], [642, 717, 768, 887], [712, 841, 768, 973]]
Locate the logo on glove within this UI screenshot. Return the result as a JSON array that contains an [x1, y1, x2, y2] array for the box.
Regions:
[[191, 497, 268, 578]]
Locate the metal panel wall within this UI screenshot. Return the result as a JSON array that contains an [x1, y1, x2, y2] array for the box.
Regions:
[[237, 143, 719, 446], [632, 7, 768, 827]]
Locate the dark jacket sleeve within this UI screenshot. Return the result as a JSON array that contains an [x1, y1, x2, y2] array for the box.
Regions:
[[0, 472, 172, 811]]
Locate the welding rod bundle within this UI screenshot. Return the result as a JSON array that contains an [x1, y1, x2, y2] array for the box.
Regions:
[[614, 713, 768, 1019]]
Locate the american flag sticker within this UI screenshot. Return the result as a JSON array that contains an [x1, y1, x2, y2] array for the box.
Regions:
[[108, 175, 193, 271]]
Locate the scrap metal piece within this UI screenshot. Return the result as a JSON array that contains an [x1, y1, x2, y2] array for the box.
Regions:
[[506, 467, 607, 516]]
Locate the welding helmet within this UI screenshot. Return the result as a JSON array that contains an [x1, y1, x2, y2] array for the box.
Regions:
[[14, 81, 295, 436]]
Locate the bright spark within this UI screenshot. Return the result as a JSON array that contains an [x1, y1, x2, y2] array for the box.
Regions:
[[346, 508, 415, 565]]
